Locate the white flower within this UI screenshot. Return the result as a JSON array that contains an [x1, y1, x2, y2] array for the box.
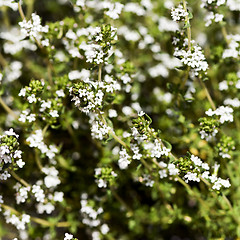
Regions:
[[27, 94, 37, 103], [174, 44, 208, 75], [142, 174, 154, 187], [37, 202, 55, 214], [138, 111, 145, 116], [16, 159, 25, 168], [96, 179, 107, 188], [100, 224, 110, 234], [56, 89, 65, 97], [0, 0, 18, 10], [224, 98, 240, 108], [118, 148, 131, 169], [124, 2, 146, 16], [18, 88, 26, 97], [53, 192, 64, 202], [227, 0, 240, 11], [32, 185, 45, 202], [206, 106, 234, 124], [108, 109, 118, 118], [168, 163, 179, 175], [42, 167, 60, 188], [19, 13, 49, 39], [191, 155, 202, 166], [105, 2, 124, 19], [184, 172, 200, 183], [49, 110, 59, 118], [159, 169, 168, 178], [64, 233, 73, 240]]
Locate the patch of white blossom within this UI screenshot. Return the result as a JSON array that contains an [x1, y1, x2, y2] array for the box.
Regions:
[[19, 13, 49, 39], [171, 4, 188, 22], [174, 40, 208, 76], [206, 106, 234, 124]]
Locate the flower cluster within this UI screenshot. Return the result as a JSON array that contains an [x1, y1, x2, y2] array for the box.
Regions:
[[14, 183, 31, 204], [69, 74, 120, 114], [0, 129, 24, 180], [206, 106, 234, 124], [0, 0, 18, 11], [222, 34, 240, 59], [204, 12, 224, 27], [2, 61, 22, 83], [141, 174, 155, 187], [89, 114, 112, 140], [0, 27, 37, 55], [94, 167, 117, 188], [218, 72, 240, 92], [199, 117, 220, 141], [171, 4, 188, 22], [3, 210, 30, 230], [19, 13, 49, 39], [118, 147, 131, 169], [63, 24, 117, 64], [199, 106, 233, 141], [200, 0, 226, 26], [158, 162, 179, 179], [216, 135, 235, 159], [80, 193, 110, 239], [18, 79, 44, 102], [174, 42, 209, 76], [18, 77, 66, 126], [64, 233, 78, 240], [73, 0, 124, 20], [201, 0, 226, 8], [26, 130, 58, 162], [83, 25, 117, 65], [176, 154, 231, 190]]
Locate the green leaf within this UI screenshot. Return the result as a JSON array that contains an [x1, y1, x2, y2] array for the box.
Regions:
[[162, 139, 172, 151], [136, 164, 142, 172], [183, 22, 191, 29], [188, 11, 193, 20], [56, 156, 76, 171]]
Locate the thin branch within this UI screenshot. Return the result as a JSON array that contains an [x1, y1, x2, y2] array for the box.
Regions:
[[1, 204, 71, 227], [10, 170, 30, 188], [35, 149, 43, 171], [198, 78, 216, 110], [221, 25, 230, 45], [182, 0, 191, 50], [18, 2, 26, 20], [98, 65, 102, 82], [0, 97, 19, 120]]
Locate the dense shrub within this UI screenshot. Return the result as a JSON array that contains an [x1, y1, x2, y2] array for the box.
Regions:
[[0, 0, 240, 239]]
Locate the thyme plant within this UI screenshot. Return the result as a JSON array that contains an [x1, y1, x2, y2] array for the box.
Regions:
[[0, 0, 240, 239]]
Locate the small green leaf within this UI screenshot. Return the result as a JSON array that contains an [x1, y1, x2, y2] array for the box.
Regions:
[[136, 164, 142, 172], [188, 11, 193, 20], [162, 139, 172, 151], [183, 22, 191, 29]]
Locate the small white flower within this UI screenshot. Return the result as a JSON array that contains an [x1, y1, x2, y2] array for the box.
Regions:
[[64, 233, 73, 240], [16, 159, 25, 168], [18, 88, 26, 97], [27, 94, 37, 103], [56, 89, 65, 97], [49, 110, 59, 118]]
